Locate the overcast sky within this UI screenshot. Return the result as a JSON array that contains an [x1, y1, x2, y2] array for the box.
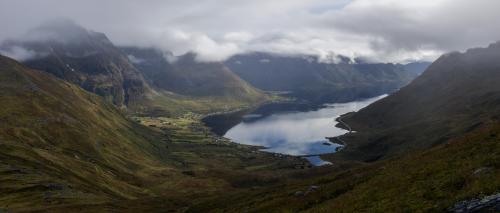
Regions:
[[1, 0, 500, 62]]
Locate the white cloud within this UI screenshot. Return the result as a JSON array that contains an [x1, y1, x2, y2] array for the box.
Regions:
[[259, 59, 271, 63], [155, 30, 241, 62], [0, 46, 41, 61], [223, 32, 254, 43], [127, 54, 145, 64], [0, 0, 499, 63]]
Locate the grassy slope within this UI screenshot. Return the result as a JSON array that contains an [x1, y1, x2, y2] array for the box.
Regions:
[[189, 121, 499, 212], [335, 42, 500, 162], [120, 48, 271, 116], [186, 44, 500, 212], [0, 55, 168, 210], [0, 55, 307, 212], [148, 90, 272, 117]]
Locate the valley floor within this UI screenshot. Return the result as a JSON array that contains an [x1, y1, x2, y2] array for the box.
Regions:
[[187, 120, 500, 212], [5, 113, 315, 212]]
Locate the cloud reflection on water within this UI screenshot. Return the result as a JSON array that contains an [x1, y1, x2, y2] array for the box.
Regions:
[[224, 95, 387, 156]]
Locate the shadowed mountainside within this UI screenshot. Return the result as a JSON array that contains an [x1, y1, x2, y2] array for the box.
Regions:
[[0, 20, 269, 116], [225, 52, 425, 104], [184, 43, 500, 212], [400, 61, 432, 76], [336, 41, 500, 161], [0, 19, 152, 110]]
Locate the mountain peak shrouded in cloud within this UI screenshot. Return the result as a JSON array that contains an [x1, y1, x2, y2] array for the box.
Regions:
[[0, 20, 153, 108], [5, 18, 108, 45], [1, 0, 500, 62], [30, 19, 89, 41], [0, 19, 111, 61]]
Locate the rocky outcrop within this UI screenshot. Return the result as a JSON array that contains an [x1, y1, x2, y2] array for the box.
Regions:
[[448, 193, 500, 212], [1, 19, 151, 108]]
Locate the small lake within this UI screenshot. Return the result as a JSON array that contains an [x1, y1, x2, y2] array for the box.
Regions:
[[204, 95, 386, 165]]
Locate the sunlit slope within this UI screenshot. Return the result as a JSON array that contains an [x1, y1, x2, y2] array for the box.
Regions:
[[121, 48, 270, 115], [0, 54, 175, 209], [0, 55, 303, 211]]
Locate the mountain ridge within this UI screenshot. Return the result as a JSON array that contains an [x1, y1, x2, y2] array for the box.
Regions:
[[1, 21, 270, 116], [225, 52, 426, 103], [122, 47, 265, 99], [0, 53, 306, 211], [333, 41, 500, 161], [0, 20, 152, 109]]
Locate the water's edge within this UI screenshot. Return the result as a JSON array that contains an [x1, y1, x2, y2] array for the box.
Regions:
[[202, 95, 387, 166]]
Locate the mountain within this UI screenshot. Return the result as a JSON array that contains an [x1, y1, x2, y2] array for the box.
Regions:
[[0, 54, 304, 211], [120, 47, 269, 114], [225, 52, 422, 103], [0, 54, 170, 209], [191, 119, 500, 212], [336, 41, 500, 161], [121, 47, 264, 99], [400, 61, 432, 76], [0, 20, 269, 116], [187, 43, 500, 213], [0, 19, 151, 109]]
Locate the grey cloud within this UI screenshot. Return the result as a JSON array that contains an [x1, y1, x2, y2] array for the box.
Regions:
[[0, 0, 499, 63], [320, 0, 500, 59], [0, 46, 43, 61], [127, 55, 145, 64]]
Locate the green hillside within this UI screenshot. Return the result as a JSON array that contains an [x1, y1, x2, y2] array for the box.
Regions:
[[189, 120, 500, 212], [1, 21, 269, 117], [0, 54, 164, 209], [121, 48, 270, 116], [0, 55, 305, 212], [183, 42, 500, 212], [336, 42, 500, 162]]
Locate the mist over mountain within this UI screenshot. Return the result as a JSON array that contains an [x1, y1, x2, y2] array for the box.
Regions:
[[121, 47, 265, 100], [2, 1, 500, 63], [0, 20, 269, 115], [226, 52, 424, 103], [400, 61, 432, 76], [337, 41, 500, 161], [0, 1, 499, 212], [187, 41, 500, 213], [0, 19, 151, 108]]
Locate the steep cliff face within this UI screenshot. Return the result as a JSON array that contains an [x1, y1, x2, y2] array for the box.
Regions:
[[1, 20, 151, 109]]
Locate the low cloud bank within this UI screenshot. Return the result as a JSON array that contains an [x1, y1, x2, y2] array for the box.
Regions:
[[1, 0, 499, 63]]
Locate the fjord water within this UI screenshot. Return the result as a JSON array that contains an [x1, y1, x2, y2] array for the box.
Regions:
[[223, 95, 387, 161]]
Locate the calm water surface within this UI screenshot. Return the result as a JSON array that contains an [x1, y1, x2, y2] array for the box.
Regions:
[[224, 95, 386, 163]]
